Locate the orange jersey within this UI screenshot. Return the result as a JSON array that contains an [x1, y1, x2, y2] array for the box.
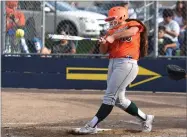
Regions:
[[106, 21, 144, 60], [6, 7, 25, 31]]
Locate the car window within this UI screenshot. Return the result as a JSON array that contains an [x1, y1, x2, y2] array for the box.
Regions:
[[18, 1, 41, 11], [47, 1, 77, 11]]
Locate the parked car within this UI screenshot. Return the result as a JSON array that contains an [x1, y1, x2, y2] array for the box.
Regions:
[[84, 6, 137, 19], [18, 1, 108, 37], [83, 6, 108, 16], [83, 2, 137, 19]]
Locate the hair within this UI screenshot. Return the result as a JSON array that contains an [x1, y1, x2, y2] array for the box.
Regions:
[[175, 1, 187, 23], [158, 26, 166, 32], [176, 1, 186, 12], [126, 19, 148, 58], [6, 1, 18, 8], [163, 9, 174, 17]]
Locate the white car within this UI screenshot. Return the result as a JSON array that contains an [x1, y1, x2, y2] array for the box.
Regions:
[[18, 1, 108, 37]]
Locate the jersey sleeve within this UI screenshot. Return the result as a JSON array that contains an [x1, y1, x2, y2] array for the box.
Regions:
[[128, 21, 144, 33], [16, 11, 25, 26]]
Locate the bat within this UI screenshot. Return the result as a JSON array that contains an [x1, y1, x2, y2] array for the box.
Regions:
[[48, 34, 99, 41], [48, 26, 128, 41]]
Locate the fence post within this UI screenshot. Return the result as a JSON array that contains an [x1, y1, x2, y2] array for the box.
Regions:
[[41, 1, 45, 47], [144, 0, 147, 21], [153, 1, 159, 58], [1, 1, 6, 54], [54, 1, 57, 33]]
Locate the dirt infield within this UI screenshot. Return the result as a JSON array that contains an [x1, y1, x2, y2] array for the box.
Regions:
[[1, 88, 187, 137]]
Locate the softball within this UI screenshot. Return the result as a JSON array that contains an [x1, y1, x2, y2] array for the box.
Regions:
[[15, 29, 24, 38]]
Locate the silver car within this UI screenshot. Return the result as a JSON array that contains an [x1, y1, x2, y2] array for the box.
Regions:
[[18, 1, 108, 37]]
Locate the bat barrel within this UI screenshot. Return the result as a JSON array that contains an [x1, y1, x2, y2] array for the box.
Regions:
[[48, 34, 99, 41]]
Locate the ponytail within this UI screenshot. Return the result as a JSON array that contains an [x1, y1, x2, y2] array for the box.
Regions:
[[126, 19, 148, 58]]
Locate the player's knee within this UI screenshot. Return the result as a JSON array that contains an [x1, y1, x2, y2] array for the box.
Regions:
[[103, 94, 117, 106], [115, 96, 131, 110]]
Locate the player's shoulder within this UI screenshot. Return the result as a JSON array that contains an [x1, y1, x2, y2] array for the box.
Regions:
[[126, 19, 143, 26], [170, 20, 180, 26], [126, 19, 146, 32], [170, 20, 178, 24]]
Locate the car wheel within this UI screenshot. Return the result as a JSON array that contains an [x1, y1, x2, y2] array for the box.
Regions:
[[57, 21, 78, 36]]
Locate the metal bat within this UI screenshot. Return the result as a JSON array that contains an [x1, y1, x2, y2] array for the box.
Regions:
[[48, 34, 99, 41]]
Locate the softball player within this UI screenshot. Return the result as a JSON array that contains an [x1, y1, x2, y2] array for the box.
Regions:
[[77, 6, 154, 134]]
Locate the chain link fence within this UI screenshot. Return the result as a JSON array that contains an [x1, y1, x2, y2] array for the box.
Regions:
[[156, 1, 187, 57], [1, 0, 186, 57]]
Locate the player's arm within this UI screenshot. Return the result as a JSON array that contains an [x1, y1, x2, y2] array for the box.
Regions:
[[17, 12, 26, 27], [165, 43, 176, 48], [165, 23, 180, 37], [71, 48, 76, 54], [165, 30, 179, 37], [99, 43, 108, 54], [106, 27, 139, 43], [99, 37, 108, 54], [113, 27, 139, 39], [163, 43, 176, 52], [181, 24, 187, 30]]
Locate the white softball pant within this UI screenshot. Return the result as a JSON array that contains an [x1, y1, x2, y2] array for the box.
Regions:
[[103, 58, 139, 109]]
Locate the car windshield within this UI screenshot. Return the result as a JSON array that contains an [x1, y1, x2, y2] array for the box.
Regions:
[[47, 1, 77, 11]]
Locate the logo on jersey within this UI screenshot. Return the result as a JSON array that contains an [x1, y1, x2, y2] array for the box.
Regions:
[[110, 26, 132, 42], [120, 37, 132, 42]]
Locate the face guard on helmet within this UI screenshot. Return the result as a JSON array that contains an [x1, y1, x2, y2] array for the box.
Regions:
[[105, 6, 129, 29]]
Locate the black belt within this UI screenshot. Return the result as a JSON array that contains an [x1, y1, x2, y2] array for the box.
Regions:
[[124, 55, 132, 59]]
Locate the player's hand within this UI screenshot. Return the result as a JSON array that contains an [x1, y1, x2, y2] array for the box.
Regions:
[[99, 37, 107, 44], [163, 45, 168, 52], [9, 14, 15, 22], [106, 35, 115, 43]]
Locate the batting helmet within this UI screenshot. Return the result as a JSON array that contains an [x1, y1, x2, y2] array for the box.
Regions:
[[105, 6, 128, 22], [105, 6, 128, 29]]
